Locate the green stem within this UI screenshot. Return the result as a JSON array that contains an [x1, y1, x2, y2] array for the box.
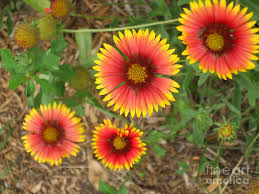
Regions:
[[215, 141, 223, 194], [117, 143, 153, 191], [70, 13, 126, 20], [62, 19, 178, 33]]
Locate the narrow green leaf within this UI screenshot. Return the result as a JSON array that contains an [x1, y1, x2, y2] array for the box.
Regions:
[[53, 81, 65, 97], [223, 98, 241, 115], [0, 163, 14, 179], [23, 0, 50, 12], [235, 74, 258, 106], [0, 13, 4, 29], [183, 65, 195, 91], [99, 180, 115, 194], [177, 0, 191, 6], [6, 15, 14, 35], [0, 125, 15, 151], [198, 73, 209, 87], [75, 32, 92, 66], [25, 79, 35, 97], [82, 90, 129, 123]]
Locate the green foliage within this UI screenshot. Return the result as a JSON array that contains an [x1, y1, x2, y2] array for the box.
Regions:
[[99, 180, 115, 194], [177, 161, 190, 176]]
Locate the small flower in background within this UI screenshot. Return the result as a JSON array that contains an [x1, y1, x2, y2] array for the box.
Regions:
[[69, 66, 91, 90], [14, 22, 39, 49], [22, 102, 85, 166], [218, 123, 236, 142], [37, 14, 56, 41], [93, 29, 181, 118], [50, 0, 72, 19], [177, 0, 259, 80], [249, 179, 259, 194], [92, 119, 146, 171]]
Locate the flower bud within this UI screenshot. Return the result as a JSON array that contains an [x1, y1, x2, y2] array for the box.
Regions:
[[50, 0, 72, 19], [69, 66, 91, 90], [37, 15, 56, 41]]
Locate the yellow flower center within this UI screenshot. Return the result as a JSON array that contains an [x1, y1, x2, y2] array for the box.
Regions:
[[113, 136, 127, 150], [220, 124, 233, 138], [43, 126, 60, 143], [206, 33, 224, 52], [127, 64, 148, 84]]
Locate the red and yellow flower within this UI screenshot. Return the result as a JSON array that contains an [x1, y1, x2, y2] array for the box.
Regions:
[[177, 0, 259, 79], [92, 119, 146, 171], [22, 102, 85, 166], [93, 29, 181, 118]]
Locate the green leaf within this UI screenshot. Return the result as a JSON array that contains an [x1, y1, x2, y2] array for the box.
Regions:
[[50, 39, 67, 55], [34, 77, 55, 94], [116, 186, 128, 194], [25, 79, 35, 97], [177, 161, 189, 176], [198, 73, 209, 87], [177, 0, 190, 6], [75, 32, 92, 66], [147, 130, 164, 144], [0, 49, 15, 71], [9, 74, 26, 89], [6, 15, 14, 35], [183, 65, 195, 91], [0, 13, 4, 29], [41, 52, 60, 71], [53, 81, 65, 97], [193, 125, 204, 147], [23, 0, 50, 12], [52, 64, 74, 82], [153, 144, 167, 157], [222, 98, 241, 115], [235, 73, 259, 106], [99, 180, 115, 194], [41, 92, 54, 105], [239, 0, 259, 21], [27, 46, 43, 66], [75, 105, 85, 117], [193, 108, 213, 147]]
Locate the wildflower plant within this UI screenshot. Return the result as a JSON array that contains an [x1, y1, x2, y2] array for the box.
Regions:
[[0, 0, 259, 193]]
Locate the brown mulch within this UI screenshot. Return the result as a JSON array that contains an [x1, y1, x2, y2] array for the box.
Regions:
[[0, 1, 257, 194]]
